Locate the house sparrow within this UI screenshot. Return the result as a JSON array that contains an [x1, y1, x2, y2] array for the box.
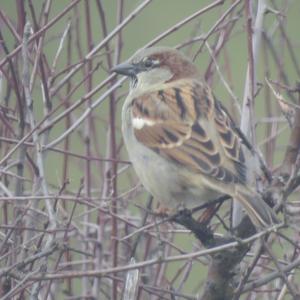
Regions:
[[112, 46, 277, 228]]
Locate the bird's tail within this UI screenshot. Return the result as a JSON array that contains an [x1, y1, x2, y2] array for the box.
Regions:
[[234, 186, 278, 228]]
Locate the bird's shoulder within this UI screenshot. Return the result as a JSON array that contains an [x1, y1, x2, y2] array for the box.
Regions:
[[129, 78, 214, 125]]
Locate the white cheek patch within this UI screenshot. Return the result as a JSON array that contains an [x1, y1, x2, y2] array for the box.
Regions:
[[132, 117, 155, 129]]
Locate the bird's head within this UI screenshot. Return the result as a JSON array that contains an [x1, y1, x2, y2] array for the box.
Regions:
[[111, 47, 199, 89]]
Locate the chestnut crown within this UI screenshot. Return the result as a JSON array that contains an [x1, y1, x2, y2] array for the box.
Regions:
[[112, 47, 199, 82]]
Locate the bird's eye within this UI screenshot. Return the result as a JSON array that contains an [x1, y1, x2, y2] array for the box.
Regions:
[[143, 58, 153, 68]]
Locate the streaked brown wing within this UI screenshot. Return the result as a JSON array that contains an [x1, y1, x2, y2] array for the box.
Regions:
[[213, 100, 247, 182], [132, 79, 246, 184]]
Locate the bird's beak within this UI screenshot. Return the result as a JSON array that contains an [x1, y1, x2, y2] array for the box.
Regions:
[[111, 62, 137, 77]]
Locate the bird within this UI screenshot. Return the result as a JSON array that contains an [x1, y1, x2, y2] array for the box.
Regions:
[[112, 46, 277, 228]]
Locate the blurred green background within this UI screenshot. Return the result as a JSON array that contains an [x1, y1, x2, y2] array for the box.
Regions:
[[1, 0, 299, 298]]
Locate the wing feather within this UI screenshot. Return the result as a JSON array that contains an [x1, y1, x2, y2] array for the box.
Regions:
[[131, 79, 246, 184]]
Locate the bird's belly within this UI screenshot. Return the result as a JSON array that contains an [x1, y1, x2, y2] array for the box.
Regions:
[[129, 142, 220, 209]]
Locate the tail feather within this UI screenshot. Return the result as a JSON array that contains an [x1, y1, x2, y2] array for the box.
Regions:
[[235, 188, 278, 228]]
